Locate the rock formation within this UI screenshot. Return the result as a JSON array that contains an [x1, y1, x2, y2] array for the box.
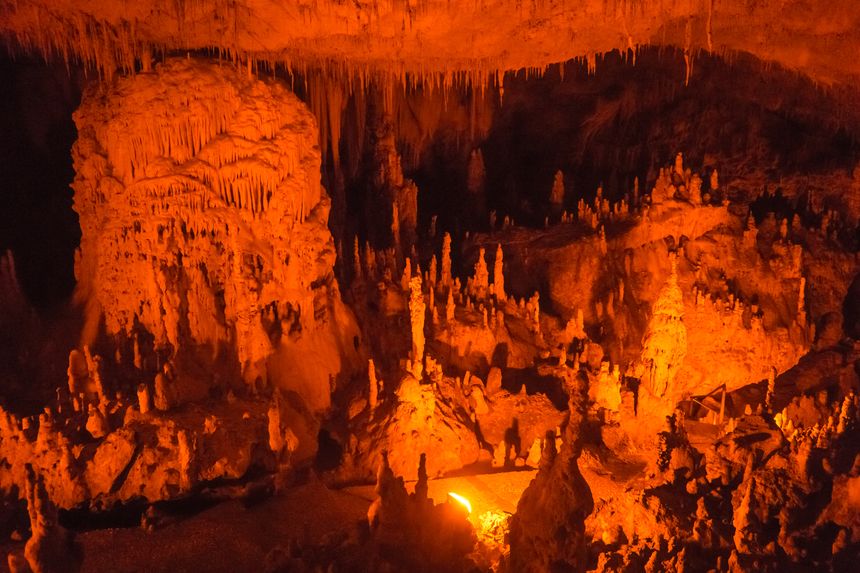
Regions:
[[365, 109, 419, 251], [21, 465, 78, 573], [71, 58, 363, 436], [4, 0, 860, 90], [408, 276, 426, 378], [0, 4, 859, 563], [638, 255, 687, 401], [508, 373, 594, 572], [493, 244, 506, 302], [72, 58, 359, 403]]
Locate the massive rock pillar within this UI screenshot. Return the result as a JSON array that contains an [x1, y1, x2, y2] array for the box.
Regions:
[[72, 58, 360, 418]]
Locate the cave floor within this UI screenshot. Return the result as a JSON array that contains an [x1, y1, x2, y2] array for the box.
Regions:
[[0, 479, 368, 573], [1, 459, 658, 572], [77, 480, 368, 573], [0, 470, 543, 573]]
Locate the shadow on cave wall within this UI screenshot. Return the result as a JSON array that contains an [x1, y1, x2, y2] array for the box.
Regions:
[[844, 272, 860, 339], [0, 55, 82, 309]]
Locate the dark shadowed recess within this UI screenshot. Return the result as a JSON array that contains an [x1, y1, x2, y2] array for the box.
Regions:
[[0, 54, 82, 309], [407, 48, 859, 231]]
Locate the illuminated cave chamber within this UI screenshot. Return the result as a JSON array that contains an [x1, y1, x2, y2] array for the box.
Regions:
[[1, 1, 860, 572]]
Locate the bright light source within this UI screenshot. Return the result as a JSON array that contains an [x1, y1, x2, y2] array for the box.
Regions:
[[447, 491, 472, 514]]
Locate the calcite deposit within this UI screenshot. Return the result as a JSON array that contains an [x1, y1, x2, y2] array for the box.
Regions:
[[72, 58, 360, 407], [0, 59, 366, 525], [0, 2, 859, 572]]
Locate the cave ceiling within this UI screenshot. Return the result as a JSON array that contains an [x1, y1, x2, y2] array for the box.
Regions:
[[2, 0, 860, 88]]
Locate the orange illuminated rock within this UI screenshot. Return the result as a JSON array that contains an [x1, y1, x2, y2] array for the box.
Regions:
[[22, 465, 79, 573], [508, 377, 593, 572], [479, 157, 810, 418], [72, 57, 360, 415], [365, 111, 419, 251], [636, 255, 687, 400], [337, 371, 481, 482], [2, 1, 860, 88], [408, 276, 426, 379]]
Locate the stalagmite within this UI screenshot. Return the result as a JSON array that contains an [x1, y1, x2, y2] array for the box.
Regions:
[[368, 359, 379, 409], [765, 367, 777, 413], [638, 255, 687, 400], [153, 372, 172, 411], [22, 465, 77, 573], [137, 383, 152, 415], [401, 257, 412, 292], [797, 277, 806, 321], [408, 276, 425, 379], [440, 232, 452, 290], [472, 247, 489, 300], [414, 453, 428, 502], [674, 153, 685, 178], [132, 335, 143, 370], [445, 290, 455, 322], [493, 244, 506, 302]]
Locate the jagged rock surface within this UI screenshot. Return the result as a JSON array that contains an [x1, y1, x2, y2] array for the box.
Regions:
[[507, 373, 594, 573], [72, 57, 360, 411]]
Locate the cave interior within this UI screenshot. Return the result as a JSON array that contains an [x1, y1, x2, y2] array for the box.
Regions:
[[0, 2, 859, 572]]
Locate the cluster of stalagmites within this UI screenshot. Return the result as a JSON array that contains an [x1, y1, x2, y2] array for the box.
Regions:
[[0, 346, 300, 506], [328, 151, 817, 476], [523, 154, 814, 415], [336, 229, 570, 481], [568, 385, 859, 572], [1, 58, 367, 566], [314, 150, 859, 572], [0, 344, 308, 571], [261, 408, 590, 573]]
